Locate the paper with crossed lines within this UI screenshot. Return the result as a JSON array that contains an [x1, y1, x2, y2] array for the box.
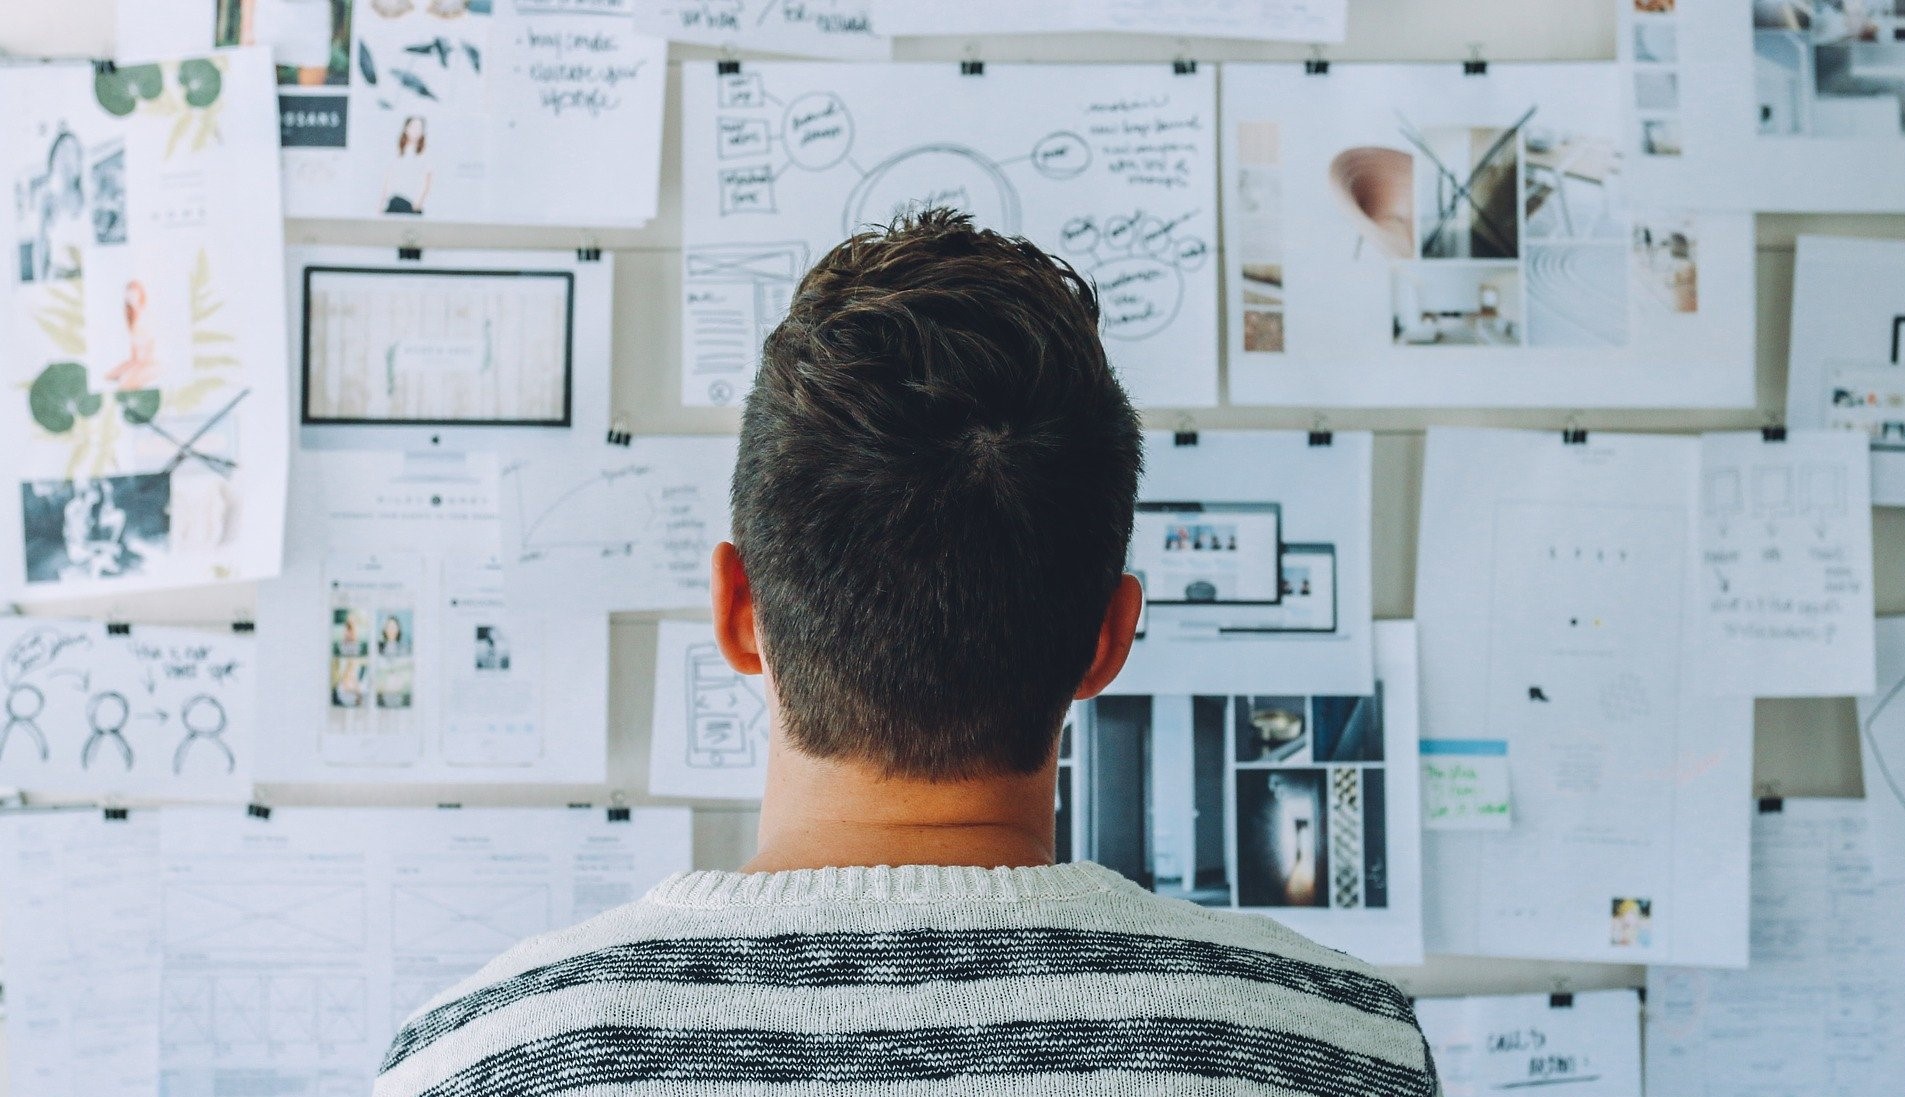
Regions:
[[0, 810, 162, 1097], [138, 806, 692, 1096]]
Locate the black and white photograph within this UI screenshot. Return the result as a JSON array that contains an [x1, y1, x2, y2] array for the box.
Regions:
[[1236, 767, 1330, 908], [20, 472, 170, 585], [474, 624, 510, 671]]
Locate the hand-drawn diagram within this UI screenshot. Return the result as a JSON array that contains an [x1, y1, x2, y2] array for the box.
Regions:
[[684, 640, 767, 769], [162, 975, 367, 1047], [0, 618, 253, 795], [164, 882, 369, 954], [498, 437, 737, 612], [648, 620, 770, 799], [683, 62, 1221, 408]]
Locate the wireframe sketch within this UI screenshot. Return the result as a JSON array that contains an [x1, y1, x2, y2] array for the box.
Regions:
[[164, 881, 369, 953], [0, 618, 253, 794], [683, 62, 1221, 407], [393, 883, 551, 952], [684, 641, 767, 768]]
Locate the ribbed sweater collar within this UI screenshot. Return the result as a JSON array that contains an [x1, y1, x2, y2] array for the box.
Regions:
[[645, 861, 1128, 908]]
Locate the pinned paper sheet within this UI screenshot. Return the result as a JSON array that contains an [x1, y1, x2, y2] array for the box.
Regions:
[[498, 436, 738, 613], [1416, 989, 1643, 1097], [1647, 799, 1905, 1097], [648, 619, 769, 800], [1859, 616, 1905, 889], [876, 0, 1347, 42], [1784, 236, 1905, 506], [1421, 739, 1511, 830], [1697, 430, 1874, 696], [0, 619, 254, 799]]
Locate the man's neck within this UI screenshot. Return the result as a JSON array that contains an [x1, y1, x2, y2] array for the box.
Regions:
[[743, 737, 1058, 873]]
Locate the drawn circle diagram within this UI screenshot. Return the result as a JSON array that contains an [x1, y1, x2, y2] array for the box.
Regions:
[[90, 690, 129, 733], [842, 145, 1021, 237], [183, 694, 226, 735], [1031, 131, 1092, 180], [6, 682, 43, 721], [783, 92, 855, 172], [1063, 212, 1208, 342]]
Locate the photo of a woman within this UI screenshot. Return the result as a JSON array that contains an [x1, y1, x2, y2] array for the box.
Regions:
[[381, 116, 432, 215], [23, 128, 87, 282], [105, 279, 158, 389]]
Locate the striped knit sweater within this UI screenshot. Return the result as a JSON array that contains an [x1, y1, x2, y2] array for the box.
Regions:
[[374, 861, 1439, 1096]]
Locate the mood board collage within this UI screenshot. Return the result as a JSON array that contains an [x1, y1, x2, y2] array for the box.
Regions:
[[0, 1, 1901, 1094]]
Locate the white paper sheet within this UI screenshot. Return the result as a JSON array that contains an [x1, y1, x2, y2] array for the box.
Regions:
[[1414, 989, 1643, 1097], [1696, 430, 1875, 696], [680, 61, 1221, 409], [287, 245, 615, 454], [122, 1, 668, 227], [1620, 0, 1905, 212], [497, 436, 738, 613], [0, 810, 162, 1097], [1785, 235, 1905, 507], [1071, 620, 1422, 965], [0, 50, 289, 602], [648, 619, 768, 800], [634, 0, 886, 58], [0, 618, 254, 799], [1858, 616, 1905, 889], [255, 448, 608, 783], [876, 0, 1348, 43], [1110, 430, 1373, 697], [1418, 428, 1753, 966], [1646, 798, 1905, 1097], [1221, 62, 1755, 408], [152, 805, 691, 1096]]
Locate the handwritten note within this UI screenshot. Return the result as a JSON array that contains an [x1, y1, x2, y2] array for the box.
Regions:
[[1421, 739, 1511, 830], [1417, 990, 1643, 1097], [1696, 430, 1875, 697], [636, 0, 887, 59]]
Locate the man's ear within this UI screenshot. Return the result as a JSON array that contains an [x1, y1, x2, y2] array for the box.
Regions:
[[1074, 573, 1143, 700], [710, 541, 763, 675]]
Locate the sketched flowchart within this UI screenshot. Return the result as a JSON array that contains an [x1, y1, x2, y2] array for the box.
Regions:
[[683, 62, 1221, 407]]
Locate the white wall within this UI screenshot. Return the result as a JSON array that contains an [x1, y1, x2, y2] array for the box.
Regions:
[[2, 0, 1891, 1023]]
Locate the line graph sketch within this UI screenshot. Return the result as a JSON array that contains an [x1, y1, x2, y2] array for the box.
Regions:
[[683, 62, 1221, 408], [393, 883, 552, 954], [497, 437, 736, 612], [163, 882, 368, 954]]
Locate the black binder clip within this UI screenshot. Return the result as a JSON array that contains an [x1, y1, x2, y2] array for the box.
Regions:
[[607, 806, 632, 823], [1309, 431, 1334, 447], [106, 621, 131, 636], [1759, 796, 1785, 814], [1305, 47, 1330, 75], [1464, 46, 1488, 76], [1549, 993, 1575, 1009], [716, 58, 741, 75], [577, 245, 603, 262], [247, 803, 272, 820], [397, 245, 422, 261], [1562, 416, 1588, 445], [606, 416, 633, 447], [94, 59, 117, 75], [1173, 59, 1197, 76], [961, 59, 985, 76], [232, 619, 256, 634], [103, 806, 130, 821], [436, 802, 463, 810], [1762, 425, 1788, 442]]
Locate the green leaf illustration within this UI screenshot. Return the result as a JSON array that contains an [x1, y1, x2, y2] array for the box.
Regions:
[[178, 58, 223, 108], [116, 388, 161, 424], [127, 64, 163, 99], [28, 362, 102, 434]]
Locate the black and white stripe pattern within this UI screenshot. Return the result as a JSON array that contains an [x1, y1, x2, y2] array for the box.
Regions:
[[383, 927, 1417, 1072], [374, 862, 1437, 1097]]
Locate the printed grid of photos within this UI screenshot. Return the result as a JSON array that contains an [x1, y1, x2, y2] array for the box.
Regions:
[[1750, 0, 1905, 140], [1632, 1, 1682, 158], [1060, 685, 1390, 911], [328, 575, 415, 720]]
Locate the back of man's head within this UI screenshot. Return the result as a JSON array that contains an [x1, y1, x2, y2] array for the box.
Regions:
[[733, 208, 1143, 780]]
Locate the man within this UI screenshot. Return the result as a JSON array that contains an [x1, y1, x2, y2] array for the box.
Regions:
[[376, 209, 1437, 1096]]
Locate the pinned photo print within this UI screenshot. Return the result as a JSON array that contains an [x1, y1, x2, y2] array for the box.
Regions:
[[331, 605, 370, 657], [21, 473, 171, 585], [1391, 263, 1522, 346], [1234, 696, 1308, 764], [1633, 216, 1699, 314], [331, 656, 368, 708], [1237, 768, 1330, 908], [377, 608, 413, 656], [474, 624, 511, 671], [1611, 896, 1653, 947]]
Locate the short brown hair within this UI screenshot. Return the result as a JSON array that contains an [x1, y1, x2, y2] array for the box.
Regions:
[[732, 209, 1142, 779]]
